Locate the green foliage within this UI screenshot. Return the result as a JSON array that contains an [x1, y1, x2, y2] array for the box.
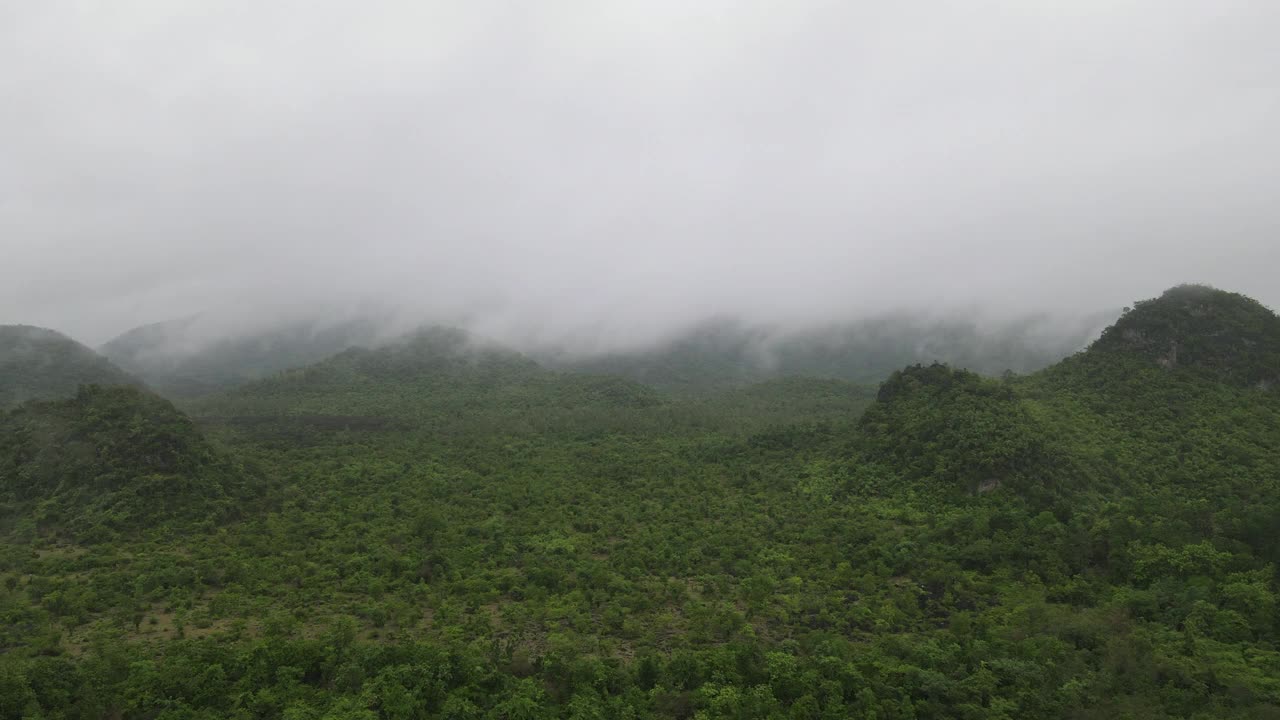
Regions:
[[853, 364, 1079, 500], [1090, 284, 1280, 388], [0, 385, 243, 539], [1, 286, 1278, 718]]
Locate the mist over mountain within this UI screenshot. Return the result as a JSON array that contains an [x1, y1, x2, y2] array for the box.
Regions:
[[96, 301, 1114, 398], [0, 325, 141, 408], [100, 311, 403, 398], [549, 309, 1113, 392], [9, 279, 1280, 715], [5, 1, 1280, 715]]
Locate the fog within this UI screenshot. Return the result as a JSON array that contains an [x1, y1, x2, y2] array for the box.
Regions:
[[3, 1, 1278, 351]]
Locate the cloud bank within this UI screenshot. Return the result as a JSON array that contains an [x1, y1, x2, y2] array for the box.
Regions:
[[3, 1, 1277, 346]]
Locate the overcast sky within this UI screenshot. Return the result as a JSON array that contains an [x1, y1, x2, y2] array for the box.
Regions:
[[3, 1, 1278, 346]]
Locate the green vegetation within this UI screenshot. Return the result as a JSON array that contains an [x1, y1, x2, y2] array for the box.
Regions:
[[0, 385, 245, 542], [0, 325, 140, 409], [1089, 284, 1280, 388], [853, 364, 1080, 503], [1, 285, 1278, 718]]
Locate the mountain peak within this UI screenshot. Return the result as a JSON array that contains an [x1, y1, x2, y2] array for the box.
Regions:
[[1087, 284, 1280, 388]]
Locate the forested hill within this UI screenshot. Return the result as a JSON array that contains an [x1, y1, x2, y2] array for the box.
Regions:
[[0, 325, 141, 408], [850, 363, 1083, 503], [844, 284, 1280, 504], [0, 385, 245, 542], [100, 315, 390, 398], [1084, 283, 1280, 388], [2, 285, 1280, 719]]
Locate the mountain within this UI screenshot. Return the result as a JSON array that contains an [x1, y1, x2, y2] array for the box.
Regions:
[[0, 385, 242, 541], [1086, 283, 1280, 389], [100, 306, 1109, 399], [185, 326, 665, 439], [100, 314, 392, 397], [841, 285, 1280, 504], [0, 325, 141, 408], [552, 310, 1110, 393]]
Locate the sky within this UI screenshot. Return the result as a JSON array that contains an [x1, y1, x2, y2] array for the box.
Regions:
[[2, 1, 1278, 348]]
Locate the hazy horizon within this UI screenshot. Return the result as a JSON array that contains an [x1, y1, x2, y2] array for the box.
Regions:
[[4, 2, 1278, 347]]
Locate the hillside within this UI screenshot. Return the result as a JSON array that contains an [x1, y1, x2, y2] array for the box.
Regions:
[[0, 325, 141, 408], [851, 364, 1084, 502], [841, 286, 1280, 505], [1086, 284, 1280, 388], [0, 385, 243, 541]]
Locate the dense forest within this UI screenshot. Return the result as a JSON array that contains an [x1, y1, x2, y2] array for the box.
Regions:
[[1, 284, 1278, 719]]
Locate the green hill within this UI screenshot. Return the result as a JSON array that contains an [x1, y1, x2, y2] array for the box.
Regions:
[[1011, 288, 1280, 509], [852, 364, 1083, 501], [845, 286, 1280, 506], [0, 385, 243, 541], [0, 325, 141, 408], [1086, 284, 1280, 388]]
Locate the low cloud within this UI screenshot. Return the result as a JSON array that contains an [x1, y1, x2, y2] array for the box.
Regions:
[[3, 1, 1277, 348]]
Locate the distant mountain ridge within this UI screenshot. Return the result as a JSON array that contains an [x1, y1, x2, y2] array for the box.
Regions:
[[0, 324, 141, 408], [100, 314, 393, 397], [186, 326, 664, 433], [101, 307, 1113, 399], [550, 311, 1112, 392]]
